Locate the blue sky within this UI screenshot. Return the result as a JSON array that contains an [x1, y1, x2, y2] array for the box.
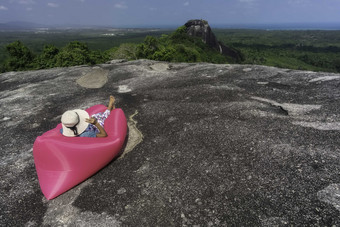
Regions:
[[0, 0, 340, 27]]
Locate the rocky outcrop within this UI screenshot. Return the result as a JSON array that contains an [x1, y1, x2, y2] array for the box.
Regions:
[[1, 60, 340, 226], [185, 19, 243, 62]]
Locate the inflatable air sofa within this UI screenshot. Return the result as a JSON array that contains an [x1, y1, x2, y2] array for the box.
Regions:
[[33, 104, 127, 200]]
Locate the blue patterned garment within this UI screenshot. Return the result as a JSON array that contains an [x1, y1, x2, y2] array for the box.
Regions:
[[86, 109, 111, 134]]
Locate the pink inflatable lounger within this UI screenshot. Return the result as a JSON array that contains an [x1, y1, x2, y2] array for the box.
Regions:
[[33, 104, 127, 200]]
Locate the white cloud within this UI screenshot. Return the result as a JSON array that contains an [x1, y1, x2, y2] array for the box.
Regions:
[[26, 7, 32, 11], [47, 3, 59, 8], [114, 2, 127, 9], [149, 7, 157, 11], [18, 0, 36, 4], [0, 5, 8, 10], [184, 1, 189, 6], [238, 0, 255, 2], [288, 0, 310, 5]]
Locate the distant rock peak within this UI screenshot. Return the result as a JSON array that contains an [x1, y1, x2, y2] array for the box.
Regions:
[[184, 19, 243, 62], [185, 19, 218, 47]]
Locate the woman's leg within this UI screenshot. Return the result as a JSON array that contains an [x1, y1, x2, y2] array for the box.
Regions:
[[89, 96, 115, 132], [107, 95, 115, 111]]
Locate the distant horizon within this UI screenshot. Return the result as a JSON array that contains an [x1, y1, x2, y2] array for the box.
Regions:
[[1, 20, 340, 30]]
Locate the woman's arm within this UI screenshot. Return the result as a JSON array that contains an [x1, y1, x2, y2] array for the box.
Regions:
[[86, 118, 108, 138], [94, 121, 108, 138]]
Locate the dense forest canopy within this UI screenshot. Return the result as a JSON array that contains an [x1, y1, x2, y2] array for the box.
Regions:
[[214, 29, 340, 72], [0, 26, 229, 72], [1, 27, 340, 73]]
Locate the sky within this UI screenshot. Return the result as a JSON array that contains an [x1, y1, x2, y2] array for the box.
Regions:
[[0, 0, 340, 27]]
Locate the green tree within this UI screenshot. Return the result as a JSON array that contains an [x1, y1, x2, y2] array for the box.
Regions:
[[136, 26, 228, 64], [137, 36, 160, 59], [35, 44, 59, 69], [333, 58, 340, 72], [109, 43, 138, 60], [0, 63, 6, 73], [55, 41, 91, 67], [5, 41, 35, 71], [173, 44, 200, 62], [89, 50, 109, 64], [153, 46, 176, 62]]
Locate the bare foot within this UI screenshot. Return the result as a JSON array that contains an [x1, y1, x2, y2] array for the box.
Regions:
[[108, 95, 115, 111]]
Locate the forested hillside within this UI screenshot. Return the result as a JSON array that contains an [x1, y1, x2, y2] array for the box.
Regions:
[[1, 27, 340, 73], [215, 29, 340, 72], [0, 26, 229, 72]]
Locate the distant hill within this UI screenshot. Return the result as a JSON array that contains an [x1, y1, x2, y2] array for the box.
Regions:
[[0, 21, 44, 30], [0, 21, 107, 30]]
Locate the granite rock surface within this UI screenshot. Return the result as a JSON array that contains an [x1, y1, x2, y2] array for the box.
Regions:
[[1, 60, 340, 226]]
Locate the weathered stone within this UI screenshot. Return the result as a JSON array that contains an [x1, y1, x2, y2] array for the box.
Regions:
[[185, 20, 219, 50], [76, 67, 108, 88], [1, 60, 340, 226], [317, 184, 340, 212]]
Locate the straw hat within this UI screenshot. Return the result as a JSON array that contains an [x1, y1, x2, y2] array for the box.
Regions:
[[61, 109, 89, 137]]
